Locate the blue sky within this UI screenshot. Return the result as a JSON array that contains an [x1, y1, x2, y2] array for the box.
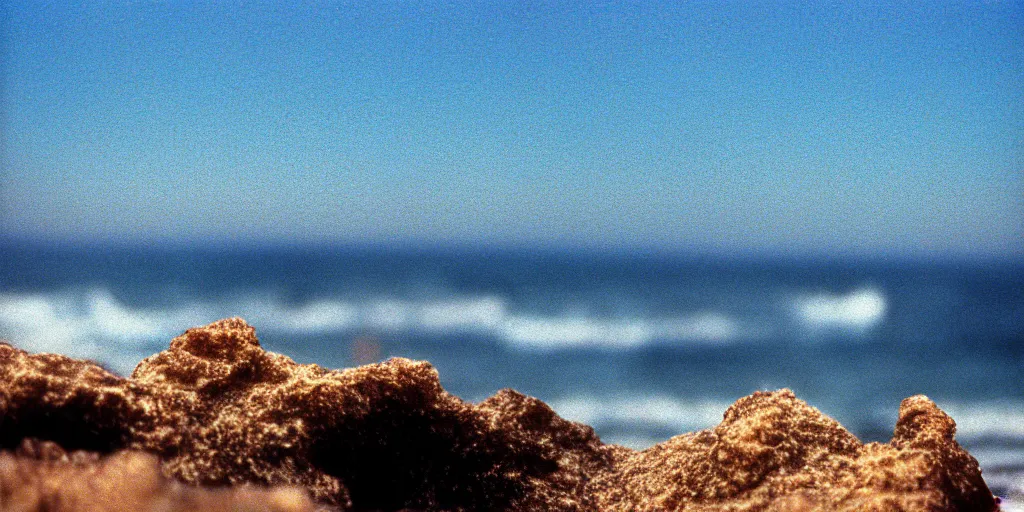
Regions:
[[1, 1, 1021, 259]]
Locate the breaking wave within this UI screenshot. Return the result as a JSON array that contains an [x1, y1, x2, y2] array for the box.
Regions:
[[1, 284, 890, 372], [500, 312, 743, 350], [0, 289, 758, 369], [793, 288, 887, 330], [548, 394, 734, 449], [935, 401, 1024, 441]]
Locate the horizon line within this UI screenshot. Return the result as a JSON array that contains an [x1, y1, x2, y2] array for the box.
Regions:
[[2, 234, 1022, 268]]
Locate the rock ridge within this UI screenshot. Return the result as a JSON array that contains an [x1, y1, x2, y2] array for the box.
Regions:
[[0, 318, 998, 511]]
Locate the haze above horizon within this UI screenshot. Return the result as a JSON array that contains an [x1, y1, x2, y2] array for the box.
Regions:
[[2, 1, 1022, 260]]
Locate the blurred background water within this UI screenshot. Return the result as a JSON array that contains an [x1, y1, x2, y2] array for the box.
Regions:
[[1, 243, 1021, 503]]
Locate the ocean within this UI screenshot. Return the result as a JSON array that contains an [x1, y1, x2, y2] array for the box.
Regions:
[[1, 242, 1022, 506]]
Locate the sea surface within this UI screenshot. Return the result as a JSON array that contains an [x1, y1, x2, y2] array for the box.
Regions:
[[1, 243, 1022, 506]]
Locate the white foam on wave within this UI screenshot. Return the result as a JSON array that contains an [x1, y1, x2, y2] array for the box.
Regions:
[[258, 296, 507, 334], [0, 290, 208, 373], [499, 312, 746, 350], [937, 401, 1024, 441], [967, 447, 1024, 470], [794, 288, 886, 330], [988, 472, 1024, 511], [247, 298, 359, 333], [998, 495, 1024, 512], [0, 287, 782, 375], [984, 467, 1024, 512], [0, 291, 504, 350], [548, 394, 732, 444], [418, 297, 506, 331], [599, 434, 666, 451], [659, 313, 742, 344], [249, 294, 748, 350], [0, 288, 756, 367], [362, 299, 412, 330], [501, 316, 653, 349]]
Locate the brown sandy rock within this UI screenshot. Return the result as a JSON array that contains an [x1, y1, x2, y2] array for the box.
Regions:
[[593, 390, 995, 511], [0, 318, 1000, 511], [0, 439, 315, 512], [126, 318, 603, 510]]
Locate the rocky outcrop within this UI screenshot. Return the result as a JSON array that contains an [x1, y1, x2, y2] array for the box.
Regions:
[[0, 318, 999, 511]]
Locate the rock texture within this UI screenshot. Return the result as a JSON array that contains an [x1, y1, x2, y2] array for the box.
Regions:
[[0, 318, 999, 511], [0, 439, 315, 512]]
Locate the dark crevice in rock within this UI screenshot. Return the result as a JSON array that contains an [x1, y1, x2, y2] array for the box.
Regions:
[[0, 343, 133, 455], [0, 405, 129, 455]]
